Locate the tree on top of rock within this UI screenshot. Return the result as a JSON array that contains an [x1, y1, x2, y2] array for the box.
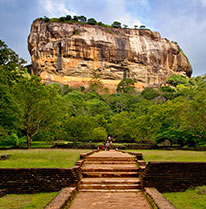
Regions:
[[87, 18, 97, 25], [112, 21, 121, 28]]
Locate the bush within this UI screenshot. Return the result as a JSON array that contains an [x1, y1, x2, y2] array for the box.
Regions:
[[87, 18, 97, 25], [73, 16, 78, 21], [43, 16, 50, 22], [112, 21, 121, 28], [0, 133, 20, 147], [59, 17, 66, 22], [65, 15, 72, 21]]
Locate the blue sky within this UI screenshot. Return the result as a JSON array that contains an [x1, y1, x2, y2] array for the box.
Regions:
[[0, 0, 206, 76]]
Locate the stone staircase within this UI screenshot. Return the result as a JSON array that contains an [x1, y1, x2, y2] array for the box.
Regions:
[[79, 151, 141, 192]]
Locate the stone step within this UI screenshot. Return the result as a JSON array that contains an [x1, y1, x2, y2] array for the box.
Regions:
[[80, 183, 141, 190], [82, 167, 139, 172], [86, 157, 136, 161], [79, 189, 141, 192], [82, 172, 139, 178], [81, 177, 140, 185], [84, 161, 137, 164]]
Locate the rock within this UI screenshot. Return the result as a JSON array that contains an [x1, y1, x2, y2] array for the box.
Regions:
[[28, 20, 192, 93]]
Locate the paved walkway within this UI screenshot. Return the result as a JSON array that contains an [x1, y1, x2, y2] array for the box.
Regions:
[[69, 150, 152, 209]]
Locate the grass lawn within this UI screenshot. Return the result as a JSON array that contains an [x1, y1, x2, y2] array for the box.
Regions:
[[0, 192, 58, 209], [129, 150, 206, 162], [0, 149, 90, 168], [163, 186, 206, 209]]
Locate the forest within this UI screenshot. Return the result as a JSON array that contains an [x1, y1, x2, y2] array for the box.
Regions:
[[1, 39, 206, 149]]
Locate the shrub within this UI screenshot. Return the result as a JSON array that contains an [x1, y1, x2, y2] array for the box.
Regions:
[[0, 133, 20, 147], [65, 15, 72, 21], [87, 18, 97, 25], [116, 78, 136, 94], [73, 30, 80, 35], [73, 16, 79, 21], [43, 16, 50, 22], [112, 21, 121, 28], [78, 16, 87, 23], [59, 17, 66, 22]]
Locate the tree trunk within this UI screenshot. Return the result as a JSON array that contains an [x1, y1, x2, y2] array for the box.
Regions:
[[26, 126, 31, 149]]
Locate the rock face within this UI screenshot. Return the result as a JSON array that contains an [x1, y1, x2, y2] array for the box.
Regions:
[[28, 20, 192, 92]]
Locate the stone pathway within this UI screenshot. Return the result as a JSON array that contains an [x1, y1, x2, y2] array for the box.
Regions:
[[69, 150, 152, 209]]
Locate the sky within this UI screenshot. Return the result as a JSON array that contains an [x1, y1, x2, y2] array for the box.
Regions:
[[0, 0, 206, 76]]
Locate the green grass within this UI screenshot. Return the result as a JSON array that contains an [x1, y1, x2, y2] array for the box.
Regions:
[[0, 149, 89, 168], [129, 150, 206, 162], [163, 186, 206, 209], [0, 192, 58, 209]]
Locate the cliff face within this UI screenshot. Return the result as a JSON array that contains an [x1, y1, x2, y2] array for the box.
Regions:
[[28, 20, 192, 92]]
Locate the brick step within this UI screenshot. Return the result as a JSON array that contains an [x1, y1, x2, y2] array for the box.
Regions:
[[80, 183, 141, 190], [81, 177, 140, 184], [82, 167, 139, 172], [84, 161, 137, 164], [86, 157, 136, 161], [82, 172, 139, 178], [79, 189, 141, 192]]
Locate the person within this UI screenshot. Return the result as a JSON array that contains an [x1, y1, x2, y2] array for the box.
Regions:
[[108, 136, 112, 142], [105, 141, 110, 151], [107, 136, 112, 149]]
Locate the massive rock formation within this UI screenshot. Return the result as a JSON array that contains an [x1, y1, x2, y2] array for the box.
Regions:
[[28, 20, 192, 92]]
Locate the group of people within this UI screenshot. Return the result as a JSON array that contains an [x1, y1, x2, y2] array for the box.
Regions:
[[98, 136, 117, 151], [105, 136, 112, 151]]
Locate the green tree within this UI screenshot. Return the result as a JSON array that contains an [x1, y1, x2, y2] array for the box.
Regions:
[[167, 74, 189, 87], [112, 21, 121, 28], [141, 88, 160, 100], [87, 18, 97, 25], [88, 77, 104, 94], [90, 127, 107, 142], [65, 15, 72, 21], [13, 76, 63, 149], [65, 115, 95, 142], [103, 93, 129, 113], [78, 16, 87, 23], [73, 16, 79, 21], [116, 78, 136, 94], [139, 25, 146, 29], [0, 40, 26, 142], [83, 99, 113, 117], [108, 112, 134, 142], [0, 40, 26, 85], [59, 16, 66, 22]]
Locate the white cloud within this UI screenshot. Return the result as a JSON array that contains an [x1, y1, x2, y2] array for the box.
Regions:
[[38, 0, 76, 17], [153, 0, 206, 76], [200, 0, 206, 7], [102, 0, 142, 27]]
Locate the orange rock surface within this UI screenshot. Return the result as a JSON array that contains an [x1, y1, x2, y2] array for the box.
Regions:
[[28, 20, 192, 92]]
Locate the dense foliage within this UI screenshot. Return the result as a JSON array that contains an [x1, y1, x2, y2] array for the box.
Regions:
[[37, 15, 148, 30], [1, 40, 206, 148]]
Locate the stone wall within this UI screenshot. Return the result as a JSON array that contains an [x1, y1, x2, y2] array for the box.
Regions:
[[0, 150, 99, 194], [141, 162, 206, 192], [0, 167, 81, 194]]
